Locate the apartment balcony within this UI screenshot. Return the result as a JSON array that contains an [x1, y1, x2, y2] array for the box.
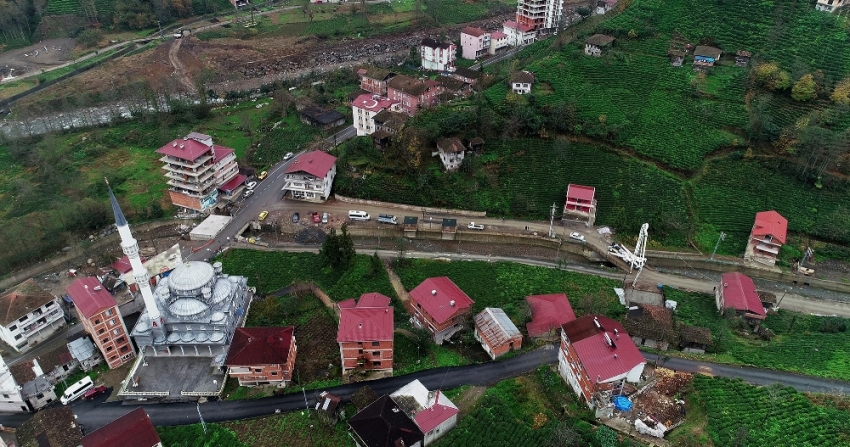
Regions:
[[165, 169, 216, 184], [754, 244, 779, 255], [283, 181, 324, 191], [159, 154, 214, 168], [167, 180, 217, 195]]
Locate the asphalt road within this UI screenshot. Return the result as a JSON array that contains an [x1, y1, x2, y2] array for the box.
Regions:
[[6, 344, 850, 431]]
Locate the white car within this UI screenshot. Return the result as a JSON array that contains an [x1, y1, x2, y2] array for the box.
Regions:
[[569, 232, 585, 242], [243, 189, 254, 199], [246, 181, 258, 190], [283, 152, 294, 161], [468, 222, 484, 230]]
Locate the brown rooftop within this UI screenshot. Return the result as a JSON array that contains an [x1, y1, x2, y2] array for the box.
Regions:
[[0, 279, 56, 326], [586, 34, 615, 47], [678, 324, 713, 346], [388, 75, 429, 96]]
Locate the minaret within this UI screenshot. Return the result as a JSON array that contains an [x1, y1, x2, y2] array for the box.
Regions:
[[106, 179, 164, 339]]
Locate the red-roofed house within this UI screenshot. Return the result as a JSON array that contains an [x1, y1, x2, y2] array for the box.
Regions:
[[337, 293, 394, 377], [473, 308, 522, 359], [489, 31, 509, 54], [352, 93, 401, 136], [563, 184, 597, 226], [66, 277, 135, 369], [408, 277, 475, 345], [157, 132, 241, 212], [526, 293, 576, 338], [460, 27, 490, 59], [81, 407, 161, 447], [281, 151, 338, 203], [0, 279, 64, 353], [226, 327, 297, 387], [716, 272, 766, 322], [744, 210, 788, 266], [558, 315, 646, 407], [503, 20, 536, 46], [390, 379, 458, 446]]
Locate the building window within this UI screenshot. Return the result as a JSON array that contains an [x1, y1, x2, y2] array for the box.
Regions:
[[116, 336, 126, 344], [18, 315, 27, 322], [372, 351, 380, 356], [109, 319, 117, 326], [8, 325, 16, 331], [110, 355, 118, 361], [94, 320, 101, 325], [271, 371, 278, 376], [14, 334, 21, 340], [105, 309, 113, 316], [106, 346, 114, 352], [358, 349, 363, 354], [255, 368, 262, 373], [113, 329, 121, 336], [120, 345, 130, 353], [98, 328, 105, 334], [372, 341, 380, 347], [372, 361, 381, 367], [102, 338, 109, 344]]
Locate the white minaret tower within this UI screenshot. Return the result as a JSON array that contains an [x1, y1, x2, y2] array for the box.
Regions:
[[106, 179, 165, 338]]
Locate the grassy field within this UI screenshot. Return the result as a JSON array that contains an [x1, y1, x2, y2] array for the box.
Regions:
[[222, 410, 356, 447], [156, 423, 248, 447], [665, 287, 850, 380], [691, 375, 850, 447]]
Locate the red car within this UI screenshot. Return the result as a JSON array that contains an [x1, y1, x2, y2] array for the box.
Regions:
[[83, 386, 107, 401], [312, 212, 321, 223]]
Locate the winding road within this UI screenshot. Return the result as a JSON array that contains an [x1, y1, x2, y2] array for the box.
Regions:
[[3, 344, 848, 431]]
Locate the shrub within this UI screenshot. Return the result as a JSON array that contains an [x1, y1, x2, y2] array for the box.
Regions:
[[791, 74, 818, 101], [76, 29, 103, 48]]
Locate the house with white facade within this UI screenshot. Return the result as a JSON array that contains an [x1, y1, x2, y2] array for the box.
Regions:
[[0, 354, 29, 413], [0, 279, 65, 353], [352, 93, 401, 136], [514, 0, 563, 34], [489, 31, 509, 54], [390, 379, 458, 446], [435, 138, 466, 172], [510, 71, 535, 94], [595, 0, 618, 15], [816, 0, 846, 12], [585, 34, 615, 57], [281, 151, 338, 203], [420, 38, 456, 72], [460, 27, 490, 59], [503, 20, 536, 46]]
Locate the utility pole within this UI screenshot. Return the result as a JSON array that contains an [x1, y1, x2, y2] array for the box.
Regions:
[[197, 403, 207, 434], [711, 231, 726, 259], [157, 20, 163, 40], [302, 386, 310, 416], [548, 202, 556, 238]]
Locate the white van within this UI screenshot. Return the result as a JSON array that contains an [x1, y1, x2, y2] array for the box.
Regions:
[[377, 214, 398, 225], [348, 210, 371, 221], [61, 376, 94, 405]]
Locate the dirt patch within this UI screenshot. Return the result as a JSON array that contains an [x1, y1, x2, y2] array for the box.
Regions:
[[624, 368, 692, 428], [454, 385, 487, 416], [0, 38, 76, 79], [293, 309, 340, 384]]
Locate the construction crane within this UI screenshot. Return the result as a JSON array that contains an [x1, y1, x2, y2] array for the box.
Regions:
[[607, 223, 649, 271]]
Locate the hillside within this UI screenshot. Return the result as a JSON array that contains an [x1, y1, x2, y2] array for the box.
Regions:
[[335, 0, 850, 261]]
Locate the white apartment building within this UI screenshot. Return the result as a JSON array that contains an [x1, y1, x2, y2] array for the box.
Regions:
[[281, 151, 338, 203], [420, 38, 457, 72], [352, 93, 400, 136], [0, 280, 65, 353]]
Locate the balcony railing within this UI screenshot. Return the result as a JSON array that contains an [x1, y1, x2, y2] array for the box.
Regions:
[[159, 154, 213, 168]]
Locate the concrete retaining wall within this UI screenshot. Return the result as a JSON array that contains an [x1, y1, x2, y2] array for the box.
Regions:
[[0, 220, 181, 291], [334, 194, 487, 217]]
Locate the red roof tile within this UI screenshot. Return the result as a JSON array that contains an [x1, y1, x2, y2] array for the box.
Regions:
[[491, 31, 507, 39], [81, 407, 161, 447], [112, 256, 133, 274], [409, 277, 474, 325], [338, 294, 394, 342], [156, 137, 212, 161], [219, 174, 247, 192], [461, 26, 486, 37], [562, 315, 645, 383], [566, 184, 595, 202], [357, 292, 392, 308], [352, 93, 398, 113], [526, 294, 576, 338], [284, 151, 338, 178], [225, 327, 295, 366], [414, 402, 458, 433], [752, 210, 788, 244], [66, 277, 118, 319], [720, 272, 766, 319], [338, 298, 356, 309], [504, 20, 535, 33], [212, 145, 234, 161]]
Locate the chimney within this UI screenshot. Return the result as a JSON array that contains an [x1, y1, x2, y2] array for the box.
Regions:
[[431, 290, 437, 296], [172, 142, 177, 147], [614, 354, 618, 359], [450, 300, 456, 307], [93, 286, 102, 291], [358, 323, 363, 328]]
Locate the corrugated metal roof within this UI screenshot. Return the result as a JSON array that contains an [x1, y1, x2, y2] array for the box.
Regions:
[[474, 308, 520, 347]]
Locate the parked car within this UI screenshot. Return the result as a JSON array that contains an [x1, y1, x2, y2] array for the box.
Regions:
[[468, 222, 484, 230], [257, 171, 268, 180], [377, 214, 398, 225], [292, 212, 300, 223], [283, 152, 294, 161], [312, 212, 321, 223], [258, 211, 269, 221], [322, 212, 329, 224], [243, 189, 254, 199], [569, 232, 585, 242], [246, 181, 258, 190], [83, 386, 107, 401]]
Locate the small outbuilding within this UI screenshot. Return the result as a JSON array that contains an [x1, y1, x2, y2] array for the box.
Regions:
[[189, 215, 233, 241], [473, 308, 522, 359], [735, 50, 752, 67], [693, 45, 722, 68], [585, 34, 615, 57], [510, 71, 535, 95]]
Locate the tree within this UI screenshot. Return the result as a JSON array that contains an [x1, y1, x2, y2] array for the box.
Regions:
[[831, 77, 850, 105], [338, 223, 356, 267], [350, 385, 378, 411], [76, 29, 103, 48], [791, 73, 818, 101], [319, 223, 355, 269], [576, 6, 591, 17], [549, 421, 582, 447], [753, 62, 792, 91]]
